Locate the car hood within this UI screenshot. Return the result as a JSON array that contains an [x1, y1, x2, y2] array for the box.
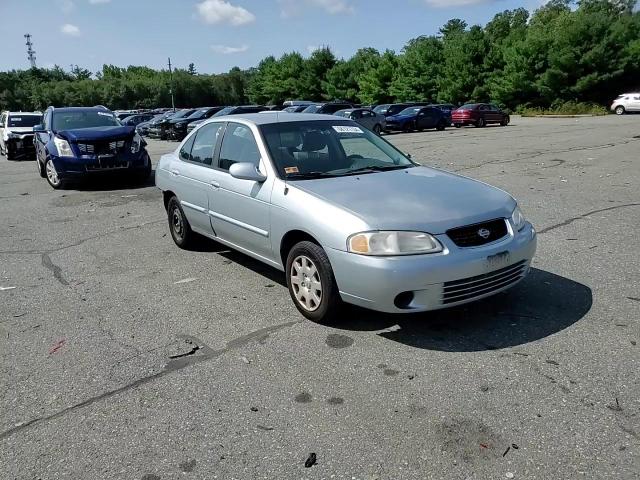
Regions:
[[57, 126, 135, 142], [386, 114, 414, 122], [6, 127, 35, 134], [290, 166, 516, 234]]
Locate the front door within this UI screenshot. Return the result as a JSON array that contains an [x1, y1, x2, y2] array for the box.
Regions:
[[207, 122, 274, 261]]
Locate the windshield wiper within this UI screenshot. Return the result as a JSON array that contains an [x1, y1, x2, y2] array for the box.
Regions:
[[340, 165, 410, 176], [285, 171, 339, 180]]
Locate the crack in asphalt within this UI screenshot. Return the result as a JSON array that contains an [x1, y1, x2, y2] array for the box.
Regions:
[[0, 320, 302, 441], [41, 253, 69, 286], [537, 203, 640, 234]]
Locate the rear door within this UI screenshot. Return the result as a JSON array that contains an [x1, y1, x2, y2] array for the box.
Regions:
[[207, 122, 274, 261], [629, 95, 640, 111], [358, 110, 376, 130]]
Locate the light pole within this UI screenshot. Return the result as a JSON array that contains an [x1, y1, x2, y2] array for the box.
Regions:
[[168, 57, 175, 111]]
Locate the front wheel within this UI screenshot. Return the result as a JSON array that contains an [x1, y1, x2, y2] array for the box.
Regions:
[[436, 122, 446, 131], [167, 196, 194, 249], [286, 241, 341, 322], [45, 159, 65, 189], [615, 106, 625, 115], [476, 117, 486, 128]]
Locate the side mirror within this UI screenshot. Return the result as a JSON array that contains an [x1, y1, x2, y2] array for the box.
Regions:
[[33, 124, 44, 132], [229, 162, 267, 182]]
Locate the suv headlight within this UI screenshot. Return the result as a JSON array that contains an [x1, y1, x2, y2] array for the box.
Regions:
[[53, 136, 73, 157], [348, 231, 443, 256], [131, 132, 144, 153], [511, 206, 526, 231]]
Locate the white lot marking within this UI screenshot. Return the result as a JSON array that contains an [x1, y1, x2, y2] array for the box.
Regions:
[[174, 278, 197, 285], [0, 286, 17, 291]]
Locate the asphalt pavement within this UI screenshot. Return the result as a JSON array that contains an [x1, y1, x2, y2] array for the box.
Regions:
[[1, 115, 639, 479]]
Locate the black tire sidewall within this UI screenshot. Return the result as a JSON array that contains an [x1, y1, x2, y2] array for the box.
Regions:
[[285, 241, 341, 322], [167, 196, 192, 248]]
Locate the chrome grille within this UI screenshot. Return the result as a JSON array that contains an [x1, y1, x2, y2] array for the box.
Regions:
[[77, 140, 126, 155], [447, 218, 508, 248], [442, 260, 527, 304]]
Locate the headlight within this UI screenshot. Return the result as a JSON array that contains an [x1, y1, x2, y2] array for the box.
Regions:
[[131, 132, 144, 153], [347, 231, 443, 256], [53, 137, 73, 157], [511, 206, 526, 231]]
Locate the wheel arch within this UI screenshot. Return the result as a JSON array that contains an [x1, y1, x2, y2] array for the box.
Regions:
[[280, 229, 321, 266], [163, 190, 177, 210]]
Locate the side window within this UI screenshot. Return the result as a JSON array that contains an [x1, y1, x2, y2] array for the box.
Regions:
[[219, 123, 261, 171], [179, 134, 196, 162], [190, 122, 224, 166]]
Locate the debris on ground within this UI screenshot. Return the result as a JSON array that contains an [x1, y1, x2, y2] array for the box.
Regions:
[[304, 452, 317, 468], [241, 356, 251, 364], [49, 339, 66, 355], [250, 407, 258, 412], [505, 473, 514, 479], [257, 425, 274, 431], [169, 345, 200, 359], [0, 286, 17, 291], [174, 278, 197, 285], [503, 446, 511, 457], [13, 312, 27, 318]]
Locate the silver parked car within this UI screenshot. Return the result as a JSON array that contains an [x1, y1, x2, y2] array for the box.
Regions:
[[334, 108, 386, 135], [156, 113, 537, 322]]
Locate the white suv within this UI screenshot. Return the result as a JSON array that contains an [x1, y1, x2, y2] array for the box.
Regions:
[[611, 93, 640, 115], [0, 111, 42, 160]]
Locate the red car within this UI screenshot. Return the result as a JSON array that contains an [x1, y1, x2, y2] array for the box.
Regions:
[[452, 103, 510, 128]]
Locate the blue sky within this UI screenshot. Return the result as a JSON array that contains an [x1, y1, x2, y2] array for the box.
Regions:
[[0, 0, 546, 74]]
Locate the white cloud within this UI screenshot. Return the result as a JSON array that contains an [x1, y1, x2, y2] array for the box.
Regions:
[[279, 0, 354, 17], [424, 0, 501, 7], [211, 44, 249, 54], [57, 0, 74, 13], [89, 0, 112, 4], [196, 0, 256, 26], [61, 24, 81, 36]]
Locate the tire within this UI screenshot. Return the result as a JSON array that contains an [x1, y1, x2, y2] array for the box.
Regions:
[[436, 122, 446, 131], [454, 124, 462, 128], [615, 106, 625, 115], [45, 158, 65, 189], [36, 157, 46, 178], [286, 241, 341, 322], [476, 117, 486, 128], [6, 150, 14, 161], [167, 196, 194, 249], [403, 122, 414, 133], [373, 124, 382, 135]]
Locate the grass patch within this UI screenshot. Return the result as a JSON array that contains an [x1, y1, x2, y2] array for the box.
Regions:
[[519, 101, 608, 117]]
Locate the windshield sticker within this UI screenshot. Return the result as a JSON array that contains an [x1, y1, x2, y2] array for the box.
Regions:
[[12, 117, 22, 121], [97, 112, 114, 117], [333, 126, 363, 134], [284, 166, 299, 174]]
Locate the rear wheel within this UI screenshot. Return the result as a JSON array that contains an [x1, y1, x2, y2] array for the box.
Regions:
[[615, 106, 625, 115], [167, 196, 194, 249], [403, 122, 414, 133], [45, 159, 65, 189], [436, 121, 446, 131], [476, 117, 486, 128], [286, 241, 341, 322]]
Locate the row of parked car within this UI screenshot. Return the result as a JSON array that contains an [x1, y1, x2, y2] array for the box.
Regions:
[[136, 100, 512, 144]]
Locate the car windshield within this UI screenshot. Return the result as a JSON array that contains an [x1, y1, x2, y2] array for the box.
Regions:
[[170, 110, 193, 119], [398, 107, 421, 116], [260, 120, 415, 179], [301, 105, 322, 113], [373, 104, 391, 114], [8, 115, 41, 127], [52, 110, 120, 130], [386, 105, 412, 116], [213, 107, 236, 117], [188, 109, 210, 119]]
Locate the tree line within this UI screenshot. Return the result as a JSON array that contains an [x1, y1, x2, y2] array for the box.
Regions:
[[0, 0, 638, 113]]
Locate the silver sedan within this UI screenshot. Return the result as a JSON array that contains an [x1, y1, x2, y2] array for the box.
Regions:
[[156, 113, 537, 322]]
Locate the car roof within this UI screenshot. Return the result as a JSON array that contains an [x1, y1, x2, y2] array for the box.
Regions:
[[7, 111, 41, 115], [52, 106, 112, 113], [206, 112, 345, 126]]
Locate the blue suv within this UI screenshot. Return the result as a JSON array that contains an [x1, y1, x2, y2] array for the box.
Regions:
[[34, 106, 151, 189]]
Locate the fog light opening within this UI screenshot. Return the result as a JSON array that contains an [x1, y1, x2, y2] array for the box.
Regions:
[[394, 291, 415, 309]]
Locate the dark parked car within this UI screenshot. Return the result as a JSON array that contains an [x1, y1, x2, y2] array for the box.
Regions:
[[137, 113, 171, 136], [373, 103, 428, 118], [283, 105, 309, 113], [452, 103, 510, 128], [334, 108, 386, 134], [168, 107, 223, 141], [212, 105, 269, 118], [120, 113, 156, 127], [148, 109, 196, 139], [34, 106, 151, 189], [302, 102, 353, 115], [385, 106, 449, 133]]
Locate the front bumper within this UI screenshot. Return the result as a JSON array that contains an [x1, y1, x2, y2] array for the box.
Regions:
[[326, 222, 537, 313], [5, 135, 35, 158], [50, 149, 150, 178]]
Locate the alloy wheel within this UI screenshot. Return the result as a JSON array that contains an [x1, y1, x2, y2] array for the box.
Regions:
[[46, 160, 61, 187], [290, 255, 322, 312], [615, 106, 625, 115]]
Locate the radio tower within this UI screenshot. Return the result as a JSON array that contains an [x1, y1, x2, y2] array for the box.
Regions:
[[24, 34, 37, 68]]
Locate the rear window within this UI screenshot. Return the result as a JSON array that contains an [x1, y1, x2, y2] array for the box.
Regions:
[[458, 104, 479, 110], [52, 110, 120, 130], [8, 115, 41, 127]]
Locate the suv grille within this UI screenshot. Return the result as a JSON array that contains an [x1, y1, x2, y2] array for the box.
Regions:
[[447, 219, 508, 248], [77, 140, 126, 155], [442, 260, 527, 305]]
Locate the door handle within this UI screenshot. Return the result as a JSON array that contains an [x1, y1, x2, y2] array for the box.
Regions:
[[171, 169, 180, 176], [209, 181, 220, 189]]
